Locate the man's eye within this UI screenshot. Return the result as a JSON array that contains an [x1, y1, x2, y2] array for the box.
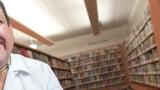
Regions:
[[0, 20, 4, 24]]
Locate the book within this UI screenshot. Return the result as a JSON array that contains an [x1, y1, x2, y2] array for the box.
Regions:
[[63, 43, 126, 89]]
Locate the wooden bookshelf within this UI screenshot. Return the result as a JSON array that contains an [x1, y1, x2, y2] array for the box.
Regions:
[[52, 67, 71, 71], [14, 43, 68, 63], [126, 0, 160, 90], [12, 43, 73, 90], [63, 43, 129, 90], [59, 77, 73, 81]]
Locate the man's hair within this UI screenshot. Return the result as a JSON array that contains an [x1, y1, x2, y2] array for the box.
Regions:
[[0, 1, 10, 25]]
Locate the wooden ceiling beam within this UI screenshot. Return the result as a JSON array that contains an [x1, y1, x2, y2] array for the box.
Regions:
[[84, 0, 100, 35], [10, 18, 54, 46]]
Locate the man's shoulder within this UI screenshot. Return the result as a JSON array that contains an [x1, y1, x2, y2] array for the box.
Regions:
[[10, 54, 63, 90], [11, 53, 50, 71]]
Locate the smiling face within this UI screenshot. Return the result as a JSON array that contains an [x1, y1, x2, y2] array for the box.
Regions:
[[0, 8, 14, 67]]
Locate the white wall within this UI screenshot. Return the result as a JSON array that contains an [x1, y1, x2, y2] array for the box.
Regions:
[[39, 0, 149, 57], [127, 0, 149, 30], [39, 25, 129, 57]]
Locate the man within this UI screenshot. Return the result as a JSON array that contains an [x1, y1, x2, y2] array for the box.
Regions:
[[0, 1, 63, 90]]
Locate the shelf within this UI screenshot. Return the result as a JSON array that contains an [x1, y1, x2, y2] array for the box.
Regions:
[[64, 85, 75, 90], [131, 72, 160, 75], [52, 67, 71, 71], [125, 1, 160, 90], [129, 57, 159, 69], [74, 69, 122, 80], [71, 60, 99, 69], [72, 63, 120, 74], [14, 43, 69, 63], [75, 74, 125, 86], [88, 84, 107, 90], [87, 81, 127, 90], [106, 80, 126, 86], [106, 74, 125, 80], [59, 77, 73, 81], [68, 49, 121, 63], [128, 44, 156, 63], [126, 15, 151, 50], [131, 80, 160, 89], [71, 56, 121, 68], [127, 28, 153, 57], [63, 43, 126, 90]]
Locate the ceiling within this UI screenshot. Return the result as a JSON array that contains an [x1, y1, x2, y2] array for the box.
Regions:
[[1, 0, 136, 53]]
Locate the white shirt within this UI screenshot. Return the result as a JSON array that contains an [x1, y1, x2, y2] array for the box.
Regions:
[[3, 54, 63, 90]]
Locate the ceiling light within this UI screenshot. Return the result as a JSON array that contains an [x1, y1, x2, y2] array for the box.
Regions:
[[29, 44, 38, 49], [29, 38, 38, 49]]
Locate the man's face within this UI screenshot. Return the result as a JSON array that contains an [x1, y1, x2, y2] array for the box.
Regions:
[[0, 8, 14, 64]]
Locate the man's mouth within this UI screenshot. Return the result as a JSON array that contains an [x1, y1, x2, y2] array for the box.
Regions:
[[0, 37, 5, 49]]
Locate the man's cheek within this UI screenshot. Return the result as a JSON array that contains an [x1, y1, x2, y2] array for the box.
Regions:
[[0, 44, 7, 61]]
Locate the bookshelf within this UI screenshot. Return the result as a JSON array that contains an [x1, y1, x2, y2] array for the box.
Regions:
[[63, 44, 129, 90], [126, 1, 160, 90], [12, 43, 73, 90]]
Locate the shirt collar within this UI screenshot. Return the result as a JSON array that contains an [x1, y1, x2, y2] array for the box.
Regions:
[[10, 53, 30, 74]]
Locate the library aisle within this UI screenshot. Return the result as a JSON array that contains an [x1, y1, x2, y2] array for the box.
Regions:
[[3, 0, 160, 90]]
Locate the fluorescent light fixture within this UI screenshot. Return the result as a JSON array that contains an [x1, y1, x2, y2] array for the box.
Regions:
[[97, 0, 113, 23], [29, 44, 38, 49], [28, 38, 37, 49]]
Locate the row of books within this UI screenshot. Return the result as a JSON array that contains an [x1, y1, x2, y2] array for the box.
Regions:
[[79, 47, 120, 58], [70, 53, 121, 68], [75, 79, 126, 90], [53, 69, 72, 79], [131, 75, 160, 86], [72, 63, 121, 77], [106, 76, 125, 84], [73, 71, 124, 85], [79, 69, 100, 77], [126, 3, 160, 88], [86, 80, 105, 90], [77, 80, 106, 90], [75, 71, 124, 82], [71, 56, 121, 68], [66, 47, 121, 63], [127, 18, 153, 55], [140, 48, 157, 62], [129, 48, 158, 69], [99, 59, 121, 67], [71, 63, 99, 74], [32, 52, 49, 63], [73, 74, 124, 86], [133, 20, 153, 51], [73, 75, 125, 89], [63, 44, 126, 89], [130, 61, 160, 74], [141, 35, 155, 52], [52, 59, 70, 69], [100, 65, 121, 73], [128, 28, 154, 60], [73, 69, 123, 80], [80, 75, 101, 83], [128, 35, 156, 62], [60, 80, 73, 89], [71, 59, 121, 74]]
